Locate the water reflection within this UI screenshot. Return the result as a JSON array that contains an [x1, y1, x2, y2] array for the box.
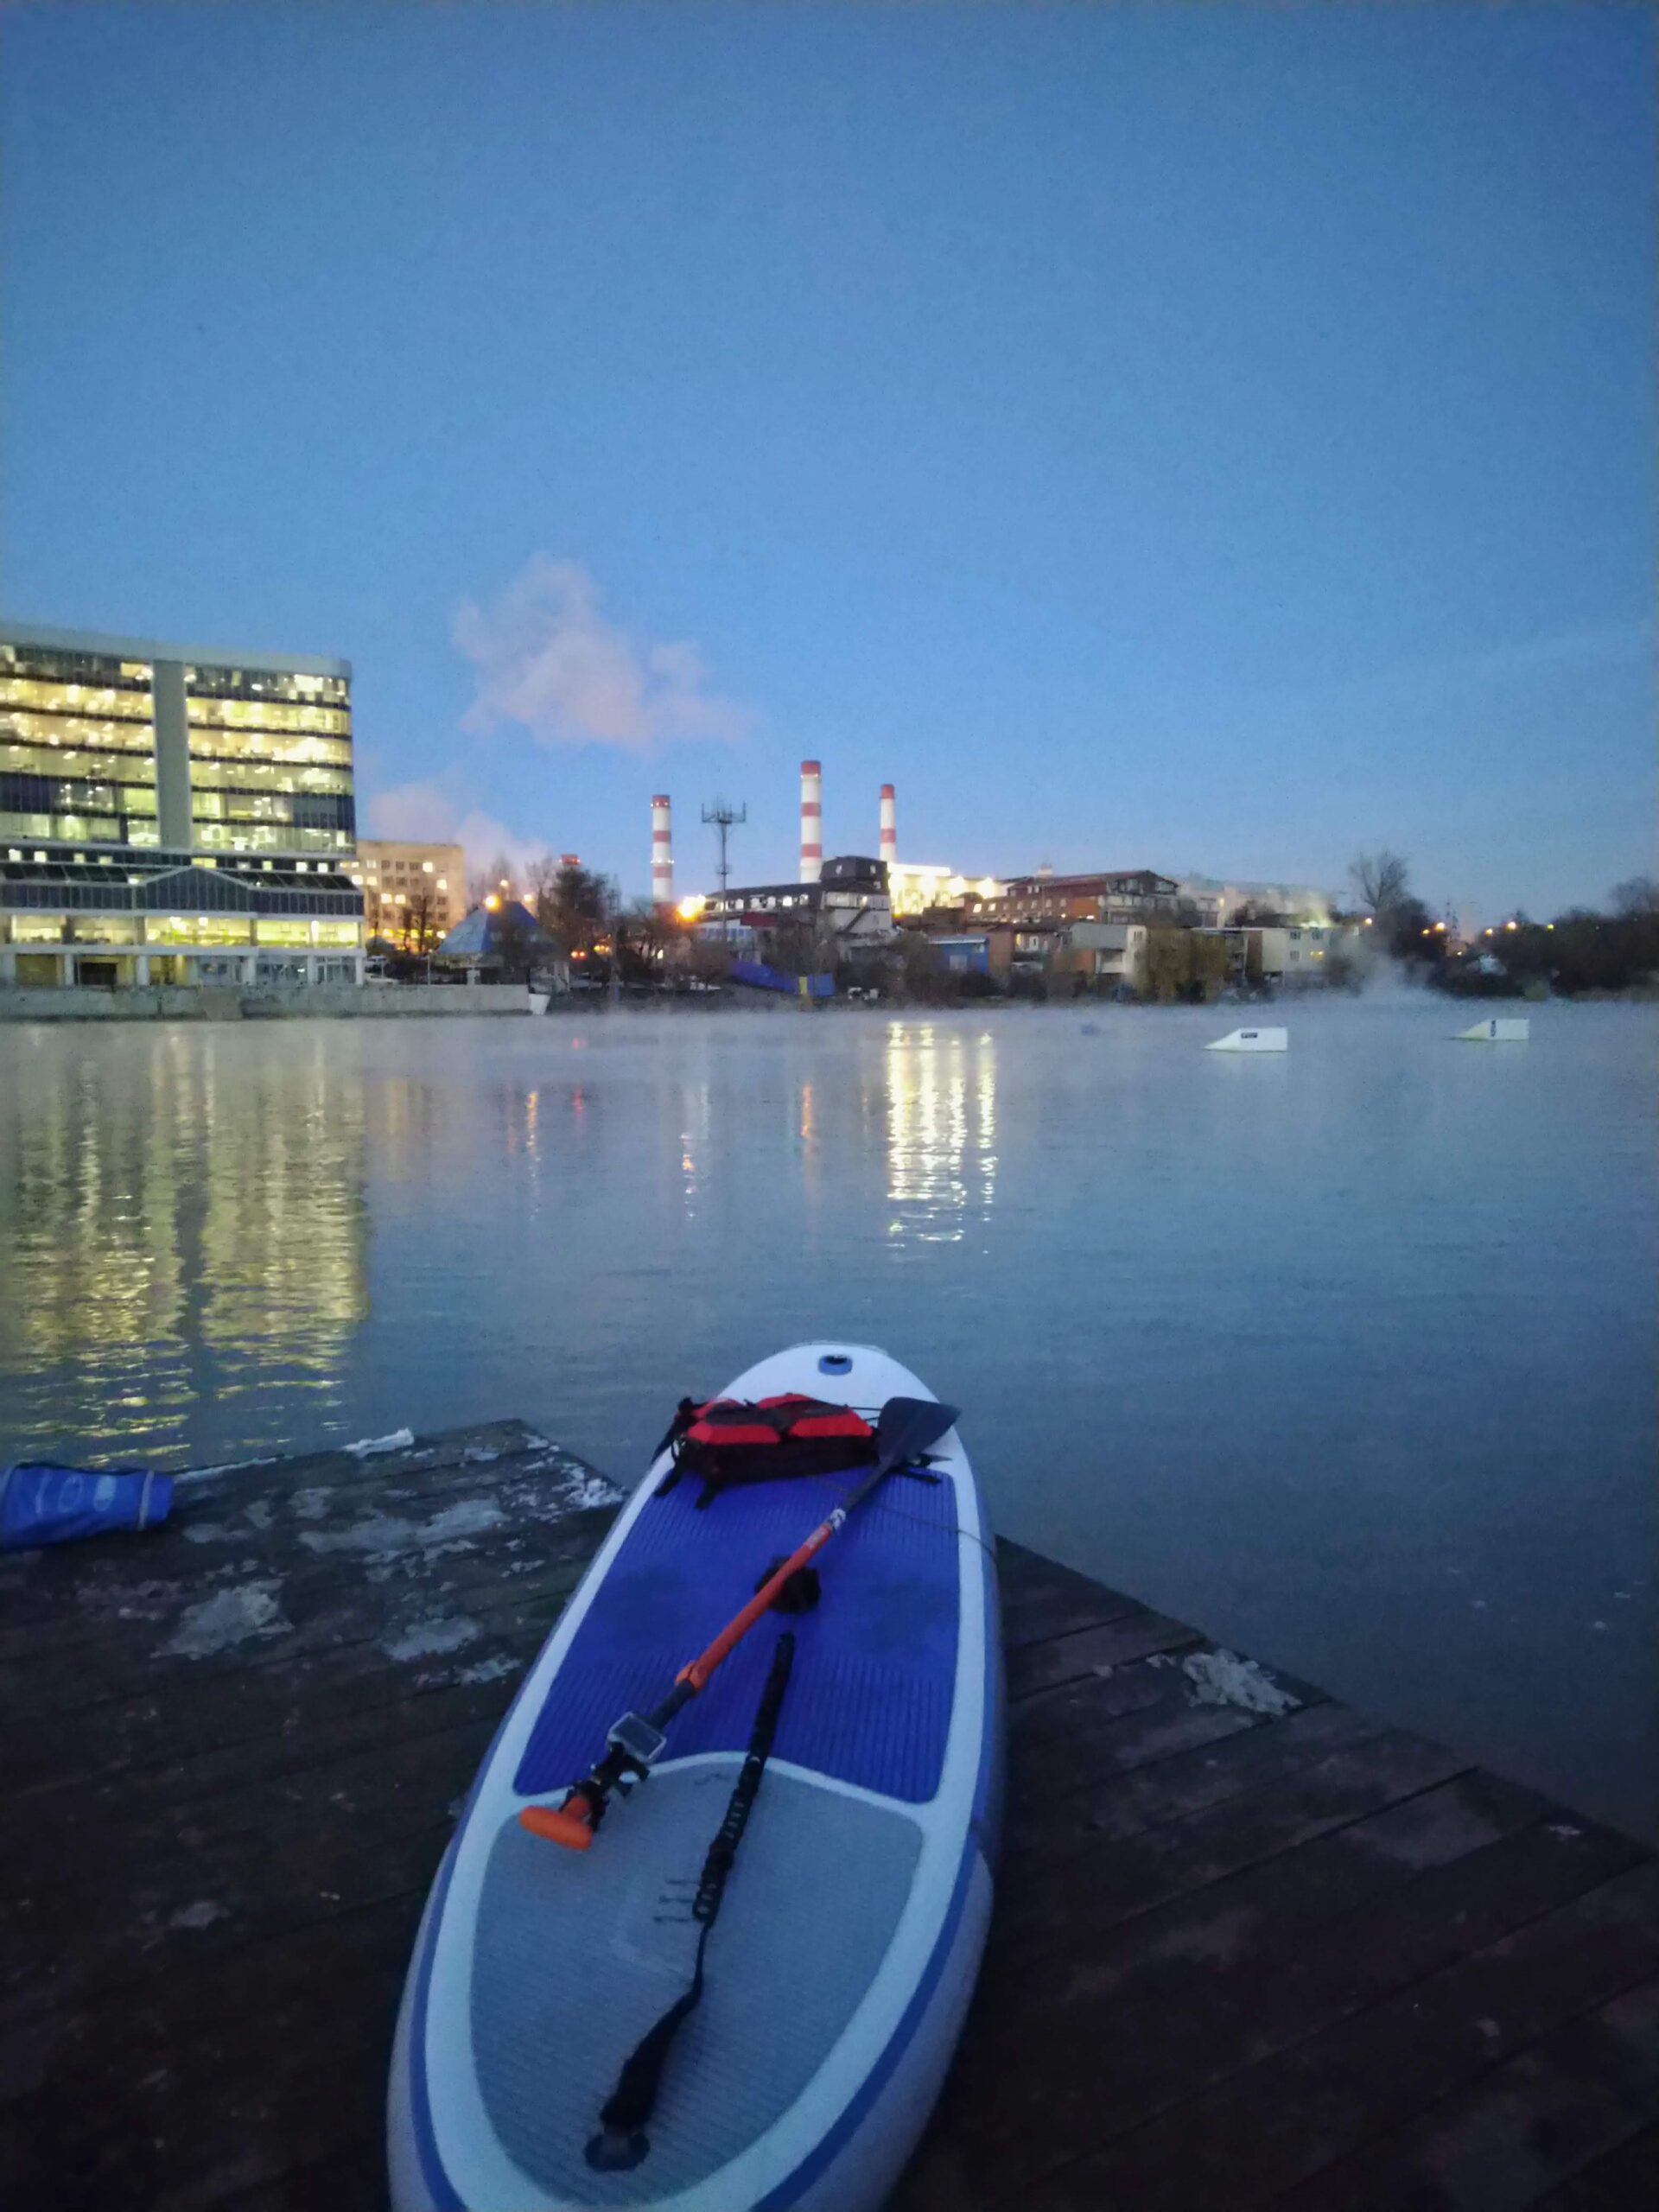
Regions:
[[884, 1021, 997, 1245], [0, 1030, 368, 1462]]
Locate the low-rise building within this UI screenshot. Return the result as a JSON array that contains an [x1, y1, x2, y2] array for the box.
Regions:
[[887, 863, 1004, 918], [696, 854, 894, 945], [1202, 921, 1353, 986], [967, 870, 1182, 927], [0, 621, 364, 988], [357, 840, 466, 946], [1178, 876, 1338, 927]]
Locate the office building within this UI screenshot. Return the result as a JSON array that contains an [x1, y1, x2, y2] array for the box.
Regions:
[[357, 841, 467, 947], [0, 621, 364, 988]]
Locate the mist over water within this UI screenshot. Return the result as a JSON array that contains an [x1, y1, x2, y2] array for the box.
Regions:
[[0, 1001, 1652, 1837]]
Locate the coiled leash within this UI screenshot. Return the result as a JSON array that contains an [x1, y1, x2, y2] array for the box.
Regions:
[[585, 1630, 798, 2172]]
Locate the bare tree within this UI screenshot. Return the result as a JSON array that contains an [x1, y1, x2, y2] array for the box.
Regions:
[[403, 879, 444, 955], [467, 850, 515, 911], [1350, 850, 1410, 918], [1609, 875, 1659, 918]]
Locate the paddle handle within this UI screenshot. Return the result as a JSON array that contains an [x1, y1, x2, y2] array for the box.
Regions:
[[519, 1800, 596, 1851], [677, 1516, 838, 1693]]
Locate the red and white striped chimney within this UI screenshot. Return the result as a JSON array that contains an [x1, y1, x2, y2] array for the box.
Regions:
[[799, 760, 823, 884], [651, 794, 673, 913], [879, 783, 896, 874]]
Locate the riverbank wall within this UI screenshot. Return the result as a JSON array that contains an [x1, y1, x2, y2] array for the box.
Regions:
[[0, 982, 534, 1022]]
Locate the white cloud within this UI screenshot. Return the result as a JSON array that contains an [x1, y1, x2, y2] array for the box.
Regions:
[[362, 779, 552, 883], [454, 555, 753, 753]]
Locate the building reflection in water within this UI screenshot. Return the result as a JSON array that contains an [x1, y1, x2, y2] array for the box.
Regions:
[[884, 1022, 997, 1245], [0, 1029, 368, 1464]]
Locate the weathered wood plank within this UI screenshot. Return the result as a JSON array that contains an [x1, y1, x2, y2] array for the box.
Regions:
[[1031, 1855, 1659, 2210], [0, 1448, 613, 1702], [0, 1505, 614, 1793], [1006, 1611, 1205, 1700], [1535, 2123, 1659, 2208], [0, 1421, 576, 1642], [1004, 1697, 1385, 1866], [3, 1898, 415, 2209], [908, 1773, 1579, 2202], [996, 1538, 1147, 1649], [990, 1723, 1473, 1957], [1272, 1974, 1659, 2210]]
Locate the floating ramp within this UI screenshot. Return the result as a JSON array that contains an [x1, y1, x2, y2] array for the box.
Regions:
[[1456, 1017, 1529, 1042], [1206, 1027, 1287, 1053]]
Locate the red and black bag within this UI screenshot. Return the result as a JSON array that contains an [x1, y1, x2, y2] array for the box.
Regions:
[[654, 1394, 878, 1510]]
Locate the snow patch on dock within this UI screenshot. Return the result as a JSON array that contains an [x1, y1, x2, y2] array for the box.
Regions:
[[297, 1497, 505, 1561], [169, 1899, 229, 1932], [343, 1427, 416, 1458], [383, 1615, 481, 1662], [1182, 1649, 1300, 1717], [159, 1580, 291, 1660]]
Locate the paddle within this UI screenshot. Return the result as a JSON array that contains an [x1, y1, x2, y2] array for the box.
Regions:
[[518, 1394, 960, 1852]]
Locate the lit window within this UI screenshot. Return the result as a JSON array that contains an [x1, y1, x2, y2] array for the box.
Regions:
[[423, 861, 433, 874]]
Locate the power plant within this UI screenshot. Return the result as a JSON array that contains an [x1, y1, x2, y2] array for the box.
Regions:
[[658, 768, 903, 908], [650, 795, 673, 914], [798, 760, 823, 885]]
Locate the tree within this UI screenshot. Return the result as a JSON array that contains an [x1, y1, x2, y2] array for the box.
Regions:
[[467, 850, 515, 911], [1350, 851, 1410, 920], [1141, 928, 1231, 1003], [1389, 894, 1446, 964], [403, 879, 444, 955], [531, 859, 613, 956], [614, 898, 677, 985], [1609, 875, 1659, 918]]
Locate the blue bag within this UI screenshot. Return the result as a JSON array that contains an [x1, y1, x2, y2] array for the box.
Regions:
[[0, 1463, 175, 1553]]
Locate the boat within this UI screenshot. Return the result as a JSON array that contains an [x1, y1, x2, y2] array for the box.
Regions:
[[388, 1341, 1002, 2211], [1205, 1026, 1287, 1053], [1455, 1016, 1529, 1042]]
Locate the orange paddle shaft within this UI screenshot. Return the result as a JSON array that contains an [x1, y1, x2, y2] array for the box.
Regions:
[[677, 1511, 842, 1691]]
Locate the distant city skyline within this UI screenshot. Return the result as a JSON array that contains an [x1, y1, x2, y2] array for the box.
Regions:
[[2, 3, 1650, 917]]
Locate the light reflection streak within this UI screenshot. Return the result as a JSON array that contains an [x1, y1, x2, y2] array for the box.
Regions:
[[884, 1021, 997, 1245], [0, 1032, 368, 1459]]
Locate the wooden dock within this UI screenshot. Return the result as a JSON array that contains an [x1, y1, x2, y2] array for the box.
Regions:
[[2, 1421, 1655, 2210]]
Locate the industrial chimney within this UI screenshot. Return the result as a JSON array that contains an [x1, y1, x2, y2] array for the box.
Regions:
[[799, 760, 823, 884], [879, 783, 896, 874], [651, 795, 674, 913]]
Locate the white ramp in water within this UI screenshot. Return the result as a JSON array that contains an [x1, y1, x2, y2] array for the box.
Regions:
[[1206, 1027, 1287, 1053], [1456, 1017, 1530, 1042]]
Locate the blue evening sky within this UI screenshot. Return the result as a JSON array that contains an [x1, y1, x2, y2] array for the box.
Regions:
[[1, 3, 1650, 915]]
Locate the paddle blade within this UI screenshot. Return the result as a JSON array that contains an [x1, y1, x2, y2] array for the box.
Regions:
[[520, 1802, 595, 1851], [874, 1396, 960, 1473]]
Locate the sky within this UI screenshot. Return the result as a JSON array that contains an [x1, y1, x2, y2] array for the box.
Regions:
[[1, 3, 1651, 917]]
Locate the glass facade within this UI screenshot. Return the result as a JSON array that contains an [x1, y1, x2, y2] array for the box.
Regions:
[[186, 663, 354, 857], [0, 643, 157, 849], [0, 629, 363, 987]]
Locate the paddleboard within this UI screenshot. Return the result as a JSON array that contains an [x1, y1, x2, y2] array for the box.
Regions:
[[388, 1341, 1002, 2211]]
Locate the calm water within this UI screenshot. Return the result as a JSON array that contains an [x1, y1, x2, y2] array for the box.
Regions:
[[1, 1001, 1652, 1836]]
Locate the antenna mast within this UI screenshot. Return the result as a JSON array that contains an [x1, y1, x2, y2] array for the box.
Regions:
[[701, 798, 747, 893]]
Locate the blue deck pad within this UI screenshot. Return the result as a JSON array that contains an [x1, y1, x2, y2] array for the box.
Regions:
[[513, 1466, 961, 1803]]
